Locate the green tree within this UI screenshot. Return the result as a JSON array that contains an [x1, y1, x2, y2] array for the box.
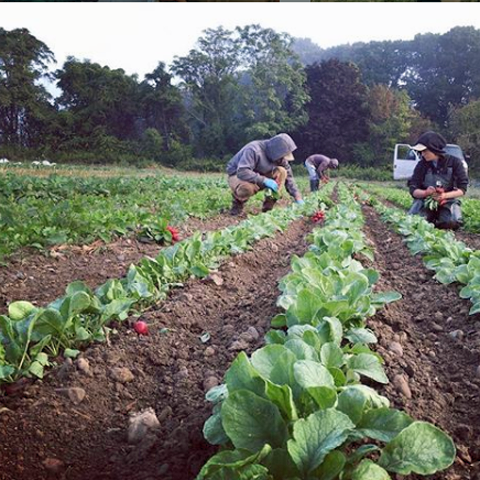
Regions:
[[0, 28, 55, 149], [172, 25, 310, 158], [356, 85, 421, 166], [296, 59, 370, 163], [405, 27, 480, 126], [55, 58, 141, 150], [171, 26, 240, 157], [140, 62, 187, 151], [236, 25, 309, 143], [449, 99, 480, 172]]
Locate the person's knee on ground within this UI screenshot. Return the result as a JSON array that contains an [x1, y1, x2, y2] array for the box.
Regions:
[[436, 220, 461, 230]]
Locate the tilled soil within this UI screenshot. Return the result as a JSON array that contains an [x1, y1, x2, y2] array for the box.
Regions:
[[362, 205, 480, 480], [0, 216, 313, 480], [0, 211, 254, 314]]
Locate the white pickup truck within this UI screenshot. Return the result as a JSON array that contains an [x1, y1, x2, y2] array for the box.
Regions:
[[393, 143, 468, 180]]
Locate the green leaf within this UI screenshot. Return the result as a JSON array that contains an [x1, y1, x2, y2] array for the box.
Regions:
[[285, 339, 319, 361], [320, 342, 344, 368], [203, 413, 230, 445], [287, 409, 355, 475], [271, 314, 287, 328], [225, 352, 265, 397], [222, 390, 288, 452], [307, 386, 337, 409], [378, 422, 456, 475], [66, 281, 91, 296], [345, 328, 378, 345], [337, 387, 368, 425], [28, 361, 45, 379], [64, 348, 80, 359], [311, 450, 346, 480], [352, 460, 391, 479], [293, 360, 335, 389], [8, 301, 36, 321], [371, 292, 402, 305], [262, 448, 301, 479], [357, 408, 414, 443], [251, 345, 289, 380], [0, 365, 15, 380], [206, 384, 228, 404], [197, 445, 272, 480], [347, 354, 389, 384]]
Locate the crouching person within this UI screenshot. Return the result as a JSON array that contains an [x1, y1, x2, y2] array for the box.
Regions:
[[226, 133, 304, 216], [304, 154, 339, 192], [408, 131, 468, 230]]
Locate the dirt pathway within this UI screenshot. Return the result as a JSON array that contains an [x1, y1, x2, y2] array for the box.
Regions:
[[0, 205, 276, 314], [0, 216, 313, 480], [362, 205, 480, 480]]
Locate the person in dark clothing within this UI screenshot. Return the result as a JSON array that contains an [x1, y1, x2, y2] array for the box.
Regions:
[[226, 133, 304, 216], [407, 131, 469, 230], [304, 154, 339, 192]]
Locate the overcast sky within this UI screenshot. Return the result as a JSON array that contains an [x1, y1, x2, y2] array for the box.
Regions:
[[2, 4, 480, 79]]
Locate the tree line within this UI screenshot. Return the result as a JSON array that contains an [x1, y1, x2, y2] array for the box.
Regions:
[[1, 25, 479, 170]]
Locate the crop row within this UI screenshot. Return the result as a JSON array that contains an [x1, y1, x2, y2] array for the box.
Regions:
[[0, 189, 333, 385], [363, 195, 480, 316], [361, 183, 480, 233], [0, 173, 235, 261], [197, 184, 455, 480]]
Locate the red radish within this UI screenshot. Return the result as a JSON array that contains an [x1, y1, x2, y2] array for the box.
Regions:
[[166, 226, 180, 243], [134, 321, 149, 335]]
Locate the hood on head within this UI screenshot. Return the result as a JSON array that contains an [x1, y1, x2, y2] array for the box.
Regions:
[[266, 133, 297, 161]]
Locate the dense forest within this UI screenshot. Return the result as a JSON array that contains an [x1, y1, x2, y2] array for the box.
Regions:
[[1, 25, 480, 170]]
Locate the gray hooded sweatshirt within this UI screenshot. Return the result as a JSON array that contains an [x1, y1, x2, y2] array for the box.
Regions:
[[226, 133, 300, 199]]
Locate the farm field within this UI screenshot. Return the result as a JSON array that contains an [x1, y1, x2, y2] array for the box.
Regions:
[[1, 168, 480, 480]]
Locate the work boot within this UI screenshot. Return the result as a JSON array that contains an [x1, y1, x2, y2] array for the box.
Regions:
[[262, 198, 277, 212], [310, 179, 319, 192], [229, 198, 245, 216]]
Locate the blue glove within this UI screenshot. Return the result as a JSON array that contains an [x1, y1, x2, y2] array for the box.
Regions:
[[263, 178, 278, 192], [296, 199, 305, 205]]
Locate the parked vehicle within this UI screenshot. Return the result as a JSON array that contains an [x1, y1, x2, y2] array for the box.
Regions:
[[393, 143, 467, 180]]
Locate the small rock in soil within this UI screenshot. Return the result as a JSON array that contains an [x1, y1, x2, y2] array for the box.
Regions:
[[110, 367, 134, 384], [42, 458, 64, 474], [158, 406, 173, 423], [128, 408, 160, 445], [208, 274, 224, 286], [247, 326, 260, 341], [388, 342, 403, 357], [178, 293, 193, 303], [55, 387, 86, 405], [204, 347, 215, 357], [221, 324, 235, 336], [431, 323, 443, 332], [239, 331, 255, 343], [434, 311, 443, 321], [67, 387, 86, 405], [174, 367, 189, 381], [76, 358, 91, 376], [449, 329, 464, 340], [393, 374, 412, 399], [229, 339, 250, 351], [203, 376, 219, 391]]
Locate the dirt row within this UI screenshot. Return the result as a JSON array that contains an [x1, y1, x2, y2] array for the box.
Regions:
[[0, 215, 314, 480], [362, 205, 480, 480], [0, 210, 251, 315]]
